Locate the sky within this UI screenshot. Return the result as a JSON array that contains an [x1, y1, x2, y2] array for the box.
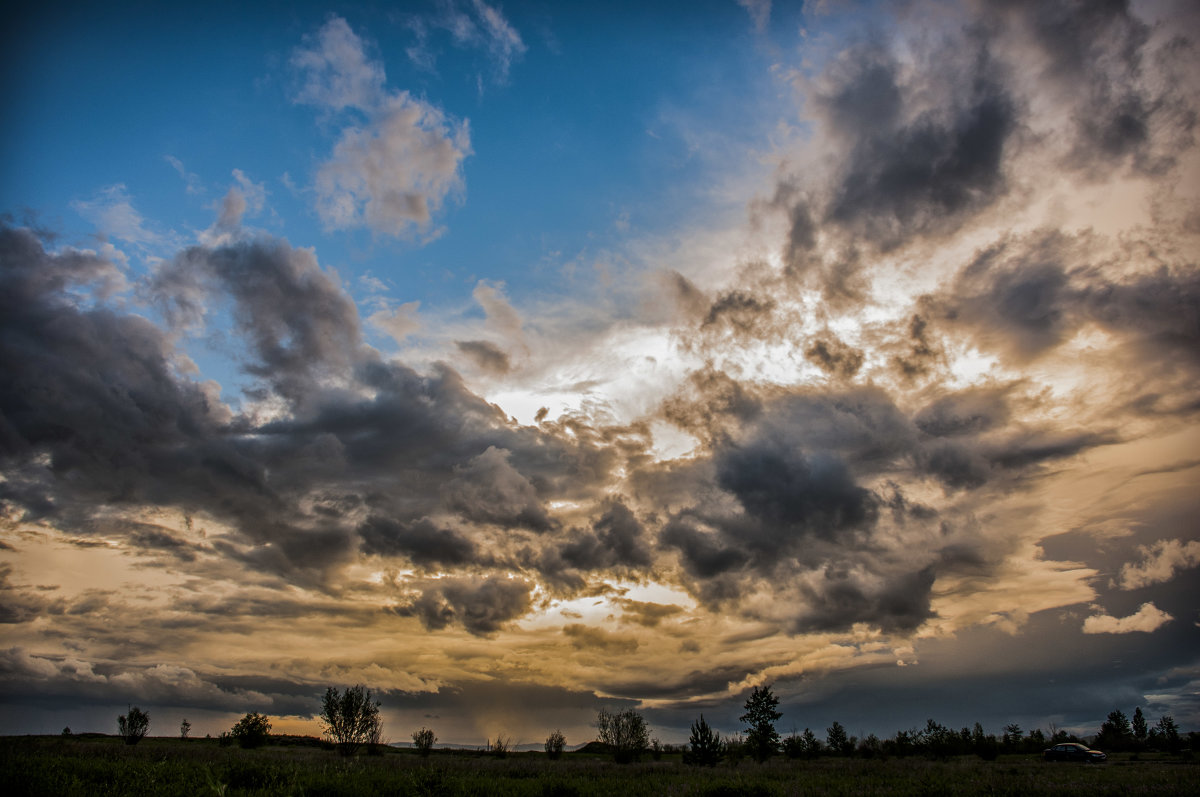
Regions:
[[1, 0, 1198, 747]]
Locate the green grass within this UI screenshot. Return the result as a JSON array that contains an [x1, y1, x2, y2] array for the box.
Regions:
[[2, 736, 1196, 796]]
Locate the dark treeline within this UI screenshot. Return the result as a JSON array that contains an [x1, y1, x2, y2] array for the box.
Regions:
[[91, 683, 1195, 764]]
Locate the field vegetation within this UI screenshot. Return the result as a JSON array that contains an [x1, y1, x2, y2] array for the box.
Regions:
[[2, 733, 1197, 796]]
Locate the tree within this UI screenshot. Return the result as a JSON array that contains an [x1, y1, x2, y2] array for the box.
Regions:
[[826, 721, 851, 756], [1151, 715, 1181, 752], [412, 726, 436, 757], [1097, 709, 1133, 752], [596, 707, 649, 764], [320, 685, 382, 757], [118, 706, 150, 745], [740, 684, 782, 762], [180, 718, 191, 740], [802, 728, 822, 758], [1132, 707, 1148, 745], [230, 712, 271, 749], [545, 729, 566, 760], [1001, 723, 1023, 751], [684, 714, 723, 767]]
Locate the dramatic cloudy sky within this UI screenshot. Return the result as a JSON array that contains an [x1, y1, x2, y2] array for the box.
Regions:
[[2, 0, 1198, 745]]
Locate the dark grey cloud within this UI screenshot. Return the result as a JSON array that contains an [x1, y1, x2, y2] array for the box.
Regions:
[[987, 0, 1195, 176], [455, 339, 511, 374], [442, 445, 554, 531], [557, 500, 652, 572], [390, 575, 533, 636], [793, 564, 937, 634], [358, 516, 477, 568], [151, 239, 362, 408], [701, 290, 778, 339], [817, 37, 1016, 250], [0, 224, 624, 601], [913, 385, 1013, 438], [934, 230, 1200, 371], [804, 334, 864, 379]]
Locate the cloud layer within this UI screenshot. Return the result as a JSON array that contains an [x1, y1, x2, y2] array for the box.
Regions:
[[2, 0, 1198, 740]]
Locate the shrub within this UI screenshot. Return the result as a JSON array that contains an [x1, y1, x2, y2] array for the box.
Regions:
[[545, 729, 566, 759], [413, 726, 436, 757], [117, 706, 150, 745], [596, 708, 649, 764], [230, 712, 272, 749], [320, 684, 382, 757], [488, 735, 511, 758]]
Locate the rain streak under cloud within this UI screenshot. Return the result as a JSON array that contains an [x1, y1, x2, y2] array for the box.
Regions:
[[1, 0, 1198, 744]]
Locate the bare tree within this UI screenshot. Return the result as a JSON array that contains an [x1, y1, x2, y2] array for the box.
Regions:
[[596, 707, 649, 764], [320, 685, 382, 757], [180, 718, 191, 740], [545, 729, 566, 759]]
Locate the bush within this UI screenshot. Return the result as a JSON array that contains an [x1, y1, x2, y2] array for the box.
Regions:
[[230, 712, 272, 749], [488, 735, 511, 758], [320, 684, 382, 757], [596, 708, 649, 764], [545, 729, 566, 759], [117, 706, 150, 745], [412, 726, 436, 757]]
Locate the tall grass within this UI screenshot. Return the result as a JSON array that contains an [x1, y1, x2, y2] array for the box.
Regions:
[[2, 735, 1195, 796]]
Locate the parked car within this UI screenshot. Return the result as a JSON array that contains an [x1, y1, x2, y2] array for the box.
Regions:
[[1043, 742, 1107, 762]]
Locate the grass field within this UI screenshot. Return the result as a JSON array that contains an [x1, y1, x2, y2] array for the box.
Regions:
[[2, 735, 1196, 796]]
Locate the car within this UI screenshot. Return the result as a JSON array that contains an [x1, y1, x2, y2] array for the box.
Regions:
[[1043, 742, 1107, 762]]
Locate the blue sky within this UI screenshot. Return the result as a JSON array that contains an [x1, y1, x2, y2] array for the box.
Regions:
[[2, 0, 1199, 746]]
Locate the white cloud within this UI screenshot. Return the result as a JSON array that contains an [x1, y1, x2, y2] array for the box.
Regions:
[[71, 184, 160, 247], [164, 155, 202, 195], [402, 1, 525, 83], [290, 16, 385, 112], [293, 17, 472, 237], [369, 300, 422, 342], [737, 0, 772, 32], [1082, 602, 1173, 634], [314, 93, 470, 235], [1120, 539, 1200, 590], [471, 0, 526, 82]]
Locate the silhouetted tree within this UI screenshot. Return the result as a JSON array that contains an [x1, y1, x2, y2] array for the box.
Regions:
[[320, 685, 381, 757], [230, 712, 271, 749], [180, 718, 191, 740], [545, 729, 566, 759], [858, 733, 883, 759], [596, 707, 649, 763], [1001, 723, 1023, 752], [61, 727, 71, 736], [1132, 707, 1148, 746], [1097, 710, 1133, 752], [740, 684, 782, 762], [118, 706, 149, 745], [826, 721, 852, 756], [684, 714, 723, 766], [1150, 715, 1181, 753], [412, 726, 436, 757]]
